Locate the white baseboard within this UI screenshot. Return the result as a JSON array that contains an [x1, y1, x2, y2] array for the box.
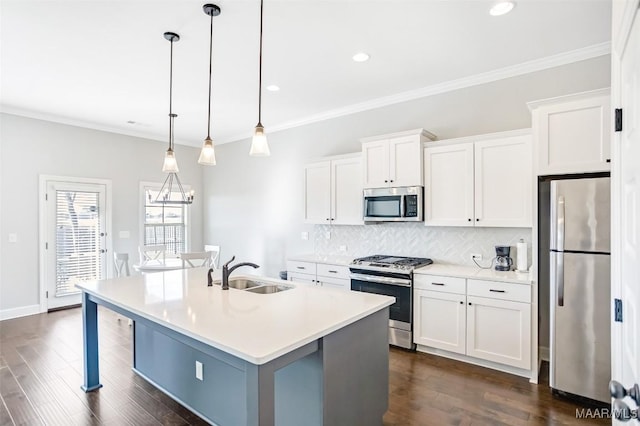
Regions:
[[0, 304, 42, 321], [539, 346, 550, 362]]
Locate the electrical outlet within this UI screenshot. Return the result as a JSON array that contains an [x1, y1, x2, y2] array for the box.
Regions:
[[195, 361, 203, 381], [470, 253, 482, 261], [339, 245, 347, 252], [301, 231, 309, 241], [8, 233, 17, 243], [325, 231, 331, 239]]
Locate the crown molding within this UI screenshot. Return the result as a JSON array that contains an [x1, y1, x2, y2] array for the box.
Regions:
[[224, 42, 611, 143], [3, 42, 611, 146]]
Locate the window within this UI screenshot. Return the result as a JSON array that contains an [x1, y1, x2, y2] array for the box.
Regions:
[[142, 185, 189, 256]]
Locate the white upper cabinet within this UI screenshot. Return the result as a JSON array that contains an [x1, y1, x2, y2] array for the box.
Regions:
[[304, 161, 331, 224], [361, 129, 436, 189], [331, 157, 363, 225], [424, 130, 533, 228], [474, 135, 532, 227], [528, 88, 611, 175], [304, 154, 363, 225], [362, 141, 389, 189], [424, 143, 474, 226]]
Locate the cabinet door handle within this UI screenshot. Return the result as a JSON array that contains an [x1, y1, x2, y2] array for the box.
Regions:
[[390, 179, 394, 183], [468, 218, 472, 222], [384, 180, 388, 183], [459, 301, 464, 305], [489, 289, 506, 293], [476, 218, 480, 222], [606, 159, 611, 163], [326, 218, 330, 221], [296, 266, 306, 270], [468, 302, 472, 306], [431, 282, 445, 286]]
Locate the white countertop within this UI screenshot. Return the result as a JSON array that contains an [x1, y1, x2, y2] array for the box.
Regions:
[[414, 263, 533, 285], [76, 268, 394, 365], [287, 254, 354, 266]]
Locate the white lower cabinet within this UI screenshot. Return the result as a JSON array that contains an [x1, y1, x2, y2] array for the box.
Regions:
[[466, 296, 531, 369], [414, 290, 466, 354], [414, 274, 531, 372], [286, 261, 350, 290]]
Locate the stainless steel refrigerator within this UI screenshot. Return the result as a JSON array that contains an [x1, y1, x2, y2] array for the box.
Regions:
[[549, 176, 611, 403]]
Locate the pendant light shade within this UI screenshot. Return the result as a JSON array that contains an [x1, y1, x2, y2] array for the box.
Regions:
[[249, 0, 270, 157], [163, 148, 179, 172], [250, 124, 270, 156], [198, 137, 216, 165], [199, 4, 221, 166]]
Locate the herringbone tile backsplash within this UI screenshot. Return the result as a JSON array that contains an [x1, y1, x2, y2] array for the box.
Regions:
[[314, 224, 532, 267]]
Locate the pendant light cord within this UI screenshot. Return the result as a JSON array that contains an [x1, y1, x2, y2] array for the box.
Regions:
[[257, 0, 264, 125], [169, 38, 175, 151], [207, 12, 213, 139]]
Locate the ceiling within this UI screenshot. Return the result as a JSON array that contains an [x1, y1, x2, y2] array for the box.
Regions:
[[0, 0, 612, 147]]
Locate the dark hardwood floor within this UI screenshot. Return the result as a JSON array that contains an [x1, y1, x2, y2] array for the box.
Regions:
[[0, 307, 607, 425]]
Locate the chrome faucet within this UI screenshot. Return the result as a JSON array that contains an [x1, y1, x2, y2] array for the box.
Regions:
[[221, 256, 260, 290]]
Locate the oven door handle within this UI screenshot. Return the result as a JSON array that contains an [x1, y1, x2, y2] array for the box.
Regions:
[[350, 273, 412, 287]]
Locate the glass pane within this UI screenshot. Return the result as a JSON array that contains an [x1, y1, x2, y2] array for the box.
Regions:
[[56, 190, 102, 296], [163, 207, 183, 224], [145, 206, 164, 224], [366, 196, 401, 217]]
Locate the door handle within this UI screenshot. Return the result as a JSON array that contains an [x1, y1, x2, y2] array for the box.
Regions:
[[610, 380, 640, 405], [612, 399, 638, 421]]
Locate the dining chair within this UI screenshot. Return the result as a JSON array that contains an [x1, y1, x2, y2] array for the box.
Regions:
[[204, 245, 221, 269], [113, 252, 133, 326], [139, 244, 166, 265], [180, 251, 214, 269]]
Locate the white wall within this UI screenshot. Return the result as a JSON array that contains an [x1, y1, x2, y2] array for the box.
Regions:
[[0, 114, 203, 315], [203, 56, 611, 278]]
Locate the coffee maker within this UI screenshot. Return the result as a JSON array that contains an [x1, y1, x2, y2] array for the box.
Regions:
[[495, 246, 513, 271]]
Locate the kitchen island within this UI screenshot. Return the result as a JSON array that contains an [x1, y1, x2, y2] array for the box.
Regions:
[[76, 267, 394, 426]]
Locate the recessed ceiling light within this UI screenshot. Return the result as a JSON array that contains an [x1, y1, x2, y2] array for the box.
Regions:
[[489, 1, 515, 16], [266, 85, 280, 92], [352, 52, 370, 62]]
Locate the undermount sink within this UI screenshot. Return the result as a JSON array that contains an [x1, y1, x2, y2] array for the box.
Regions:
[[245, 284, 293, 294], [226, 278, 262, 290]]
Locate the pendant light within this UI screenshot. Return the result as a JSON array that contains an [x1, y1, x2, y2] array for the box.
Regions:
[[198, 4, 221, 166], [152, 31, 194, 205], [249, 0, 270, 156]]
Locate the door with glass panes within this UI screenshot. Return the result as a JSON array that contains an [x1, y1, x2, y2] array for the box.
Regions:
[[45, 181, 108, 310]]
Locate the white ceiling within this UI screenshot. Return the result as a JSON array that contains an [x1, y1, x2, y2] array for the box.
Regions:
[[1, 0, 612, 147]]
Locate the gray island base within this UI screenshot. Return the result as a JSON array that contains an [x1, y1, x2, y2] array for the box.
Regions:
[[133, 307, 389, 426]]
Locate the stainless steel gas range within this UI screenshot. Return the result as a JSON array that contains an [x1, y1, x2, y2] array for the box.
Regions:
[[349, 255, 433, 350]]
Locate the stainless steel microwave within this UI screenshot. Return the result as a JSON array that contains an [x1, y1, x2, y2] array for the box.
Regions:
[[363, 186, 423, 222]]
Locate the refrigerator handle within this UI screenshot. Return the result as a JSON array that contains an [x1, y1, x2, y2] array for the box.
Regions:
[[557, 196, 565, 252], [557, 252, 564, 307]]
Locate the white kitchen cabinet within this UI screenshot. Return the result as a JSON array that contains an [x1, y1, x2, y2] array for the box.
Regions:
[[424, 131, 532, 227], [287, 261, 350, 291], [474, 135, 532, 227], [414, 274, 532, 371], [423, 143, 474, 226], [304, 154, 362, 225], [529, 88, 611, 175], [414, 289, 466, 354], [361, 129, 436, 189], [466, 295, 531, 369]]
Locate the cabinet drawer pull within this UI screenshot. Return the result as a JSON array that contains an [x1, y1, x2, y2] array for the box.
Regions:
[[328, 270, 338, 273], [489, 289, 506, 293], [431, 282, 445, 286], [296, 266, 306, 270]]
